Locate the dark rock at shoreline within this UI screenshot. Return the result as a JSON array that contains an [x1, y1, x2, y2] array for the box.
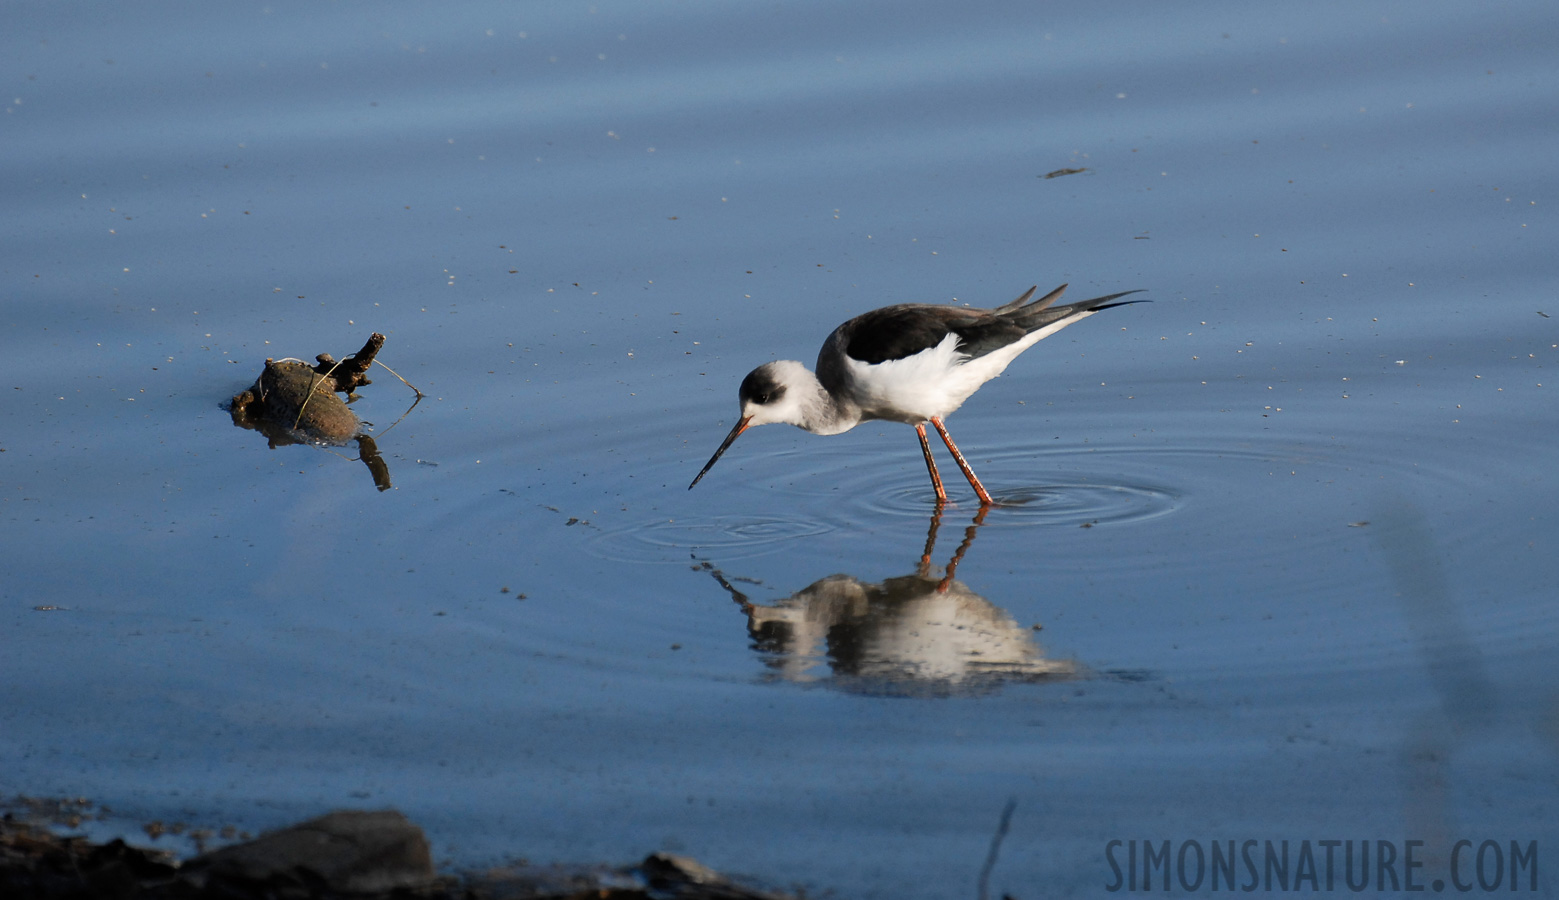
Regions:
[[1, 808, 797, 899], [182, 810, 433, 894]]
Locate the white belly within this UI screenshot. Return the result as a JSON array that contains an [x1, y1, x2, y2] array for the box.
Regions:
[[840, 332, 1028, 422]]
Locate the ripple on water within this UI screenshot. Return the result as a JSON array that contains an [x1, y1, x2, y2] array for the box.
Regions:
[[590, 515, 835, 564], [848, 478, 1180, 525], [607, 427, 1507, 576], [776, 443, 1183, 526]]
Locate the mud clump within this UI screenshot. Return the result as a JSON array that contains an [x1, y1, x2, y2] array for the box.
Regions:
[[229, 333, 385, 444]]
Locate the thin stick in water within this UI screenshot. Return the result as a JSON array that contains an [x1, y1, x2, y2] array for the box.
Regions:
[[977, 798, 1017, 900], [374, 358, 425, 398], [293, 358, 345, 430]]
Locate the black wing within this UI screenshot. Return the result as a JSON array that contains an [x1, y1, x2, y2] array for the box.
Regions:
[[839, 305, 1027, 365]]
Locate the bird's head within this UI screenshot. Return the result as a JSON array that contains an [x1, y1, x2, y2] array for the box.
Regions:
[[689, 360, 812, 489], [736, 360, 813, 428]]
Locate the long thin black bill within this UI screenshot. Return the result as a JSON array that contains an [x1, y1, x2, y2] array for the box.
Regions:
[[688, 416, 752, 489]]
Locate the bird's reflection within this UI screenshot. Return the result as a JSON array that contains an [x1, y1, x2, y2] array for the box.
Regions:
[[703, 506, 1077, 694]]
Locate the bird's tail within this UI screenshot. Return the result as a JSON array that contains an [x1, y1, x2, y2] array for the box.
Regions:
[[998, 284, 1147, 333]]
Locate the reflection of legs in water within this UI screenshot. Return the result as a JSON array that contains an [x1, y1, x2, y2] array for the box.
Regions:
[[913, 503, 991, 593], [917, 500, 946, 578], [936, 505, 989, 593]]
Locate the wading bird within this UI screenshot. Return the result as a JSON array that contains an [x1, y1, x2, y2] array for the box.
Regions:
[[689, 283, 1144, 504]]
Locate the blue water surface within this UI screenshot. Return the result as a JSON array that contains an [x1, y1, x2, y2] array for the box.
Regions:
[[3, 1, 1557, 897]]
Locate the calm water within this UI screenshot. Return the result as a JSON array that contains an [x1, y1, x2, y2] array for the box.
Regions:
[[4, 1, 1557, 896]]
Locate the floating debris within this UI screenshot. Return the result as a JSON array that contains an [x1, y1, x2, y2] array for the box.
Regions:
[[229, 333, 390, 443], [227, 333, 422, 491]]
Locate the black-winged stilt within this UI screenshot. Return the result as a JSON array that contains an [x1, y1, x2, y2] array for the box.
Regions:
[[689, 283, 1145, 504]]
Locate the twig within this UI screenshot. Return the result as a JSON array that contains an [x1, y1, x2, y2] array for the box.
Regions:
[[977, 798, 1017, 900], [294, 358, 344, 429], [374, 358, 425, 398]]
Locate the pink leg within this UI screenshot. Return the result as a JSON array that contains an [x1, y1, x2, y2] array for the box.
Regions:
[[930, 416, 994, 506], [915, 423, 948, 503]]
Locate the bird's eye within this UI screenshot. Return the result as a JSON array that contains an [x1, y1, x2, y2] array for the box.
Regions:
[[757, 393, 770, 404]]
